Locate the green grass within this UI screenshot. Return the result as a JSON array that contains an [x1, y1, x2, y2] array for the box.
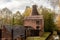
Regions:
[[41, 32, 51, 39], [26, 32, 51, 40], [26, 37, 45, 40]]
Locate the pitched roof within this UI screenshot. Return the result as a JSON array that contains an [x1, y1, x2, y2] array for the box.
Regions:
[[4, 25, 25, 39]]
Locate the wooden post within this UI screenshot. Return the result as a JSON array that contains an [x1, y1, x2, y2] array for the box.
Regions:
[[11, 29, 13, 40], [11, 15, 14, 40], [0, 29, 2, 40]]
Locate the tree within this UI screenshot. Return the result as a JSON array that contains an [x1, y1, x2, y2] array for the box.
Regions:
[[22, 6, 32, 17], [1, 8, 12, 25], [13, 11, 23, 25], [56, 14, 60, 30], [41, 8, 56, 32]]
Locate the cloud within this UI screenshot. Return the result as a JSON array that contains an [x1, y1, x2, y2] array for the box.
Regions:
[[0, 0, 52, 13]]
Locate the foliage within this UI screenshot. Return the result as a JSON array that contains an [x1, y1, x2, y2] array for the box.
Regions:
[[41, 8, 56, 32], [56, 15, 60, 30], [22, 6, 32, 17], [13, 11, 23, 25]]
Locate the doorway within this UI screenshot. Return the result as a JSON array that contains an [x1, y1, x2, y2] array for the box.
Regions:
[[30, 29, 39, 36]]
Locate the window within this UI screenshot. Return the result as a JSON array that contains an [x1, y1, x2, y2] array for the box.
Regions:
[[36, 21, 40, 25], [36, 20, 42, 25], [36, 26, 40, 29]]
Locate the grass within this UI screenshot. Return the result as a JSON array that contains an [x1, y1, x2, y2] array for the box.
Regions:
[[41, 32, 51, 39], [26, 32, 51, 40], [26, 37, 45, 40]]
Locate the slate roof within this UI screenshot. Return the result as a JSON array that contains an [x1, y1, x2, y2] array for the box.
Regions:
[[4, 25, 26, 39]]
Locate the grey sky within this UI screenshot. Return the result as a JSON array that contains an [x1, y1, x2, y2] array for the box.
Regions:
[[0, 0, 59, 13]]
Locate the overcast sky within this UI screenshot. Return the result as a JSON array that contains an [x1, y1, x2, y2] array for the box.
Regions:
[[0, 0, 58, 13]]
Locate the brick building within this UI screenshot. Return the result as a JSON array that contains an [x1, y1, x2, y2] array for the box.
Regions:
[[1, 25, 25, 40], [24, 5, 44, 36]]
